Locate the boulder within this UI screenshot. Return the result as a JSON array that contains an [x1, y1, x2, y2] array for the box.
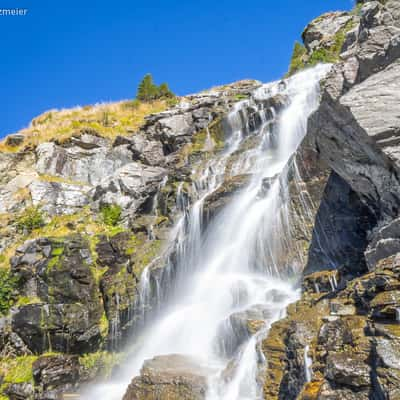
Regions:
[[318, 319, 353, 352], [0, 172, 38, 213], [128, 134, 165, 166], [92, 162, 167, 213], [325, 352, 371, 388], [32, 354, 80, 390], [4, 383, 34, 400], [302, 12, 355, 52], [365, 218, 400, 269], [370, 290, 400, 320], [29, 180, 90, 215], [123, 354, 209, 400], [375, 337, 400, 369]]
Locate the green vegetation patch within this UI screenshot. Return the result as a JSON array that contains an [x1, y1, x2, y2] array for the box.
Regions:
[[79, 351, 124, 380], [288, 42, 307, 76], [0, 269, 19, 315], [191, 118, 225, 154], [0, 356, 37, 384], [0, 390, 9, 400], [16, 206, 45, 233], [16, 296, 41, 307], [100, 204, 122, 227], [287, 18, 357, 76]]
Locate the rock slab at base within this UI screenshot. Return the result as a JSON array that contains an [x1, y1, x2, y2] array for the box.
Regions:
[[123, 354, 209, 400]]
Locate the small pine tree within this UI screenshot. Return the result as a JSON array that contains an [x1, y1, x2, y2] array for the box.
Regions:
[[158, 82, 174, 98], [136, 74, 175, 102], [137, 74, 159, 102]]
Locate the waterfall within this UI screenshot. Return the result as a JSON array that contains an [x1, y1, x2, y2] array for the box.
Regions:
[[83, 64, 330, 400], [304, 345, 313, 383]]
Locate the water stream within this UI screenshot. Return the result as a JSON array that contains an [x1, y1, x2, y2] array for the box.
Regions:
[[84, 64, 330, 400]]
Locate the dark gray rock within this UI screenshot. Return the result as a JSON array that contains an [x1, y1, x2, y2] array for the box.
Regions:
[[202, 174, 249, 224], [5, 134, 25, 147], [318, 319, 354, 353], [4, 383, 34, 400], [10, 236, 103, 354], [305, 172, 376, 276], [32, 354, 80, 390]]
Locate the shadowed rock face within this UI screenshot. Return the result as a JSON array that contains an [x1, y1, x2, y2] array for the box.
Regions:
[[123, 355, 209, 400], [9, 236, 103, 354], [305, 172, 376, 277]]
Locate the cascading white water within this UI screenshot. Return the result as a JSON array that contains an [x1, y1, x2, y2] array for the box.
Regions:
[[83, 64, 330, 400]]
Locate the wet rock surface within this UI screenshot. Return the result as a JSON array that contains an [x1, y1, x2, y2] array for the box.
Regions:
[[123, 354, 209, 400]]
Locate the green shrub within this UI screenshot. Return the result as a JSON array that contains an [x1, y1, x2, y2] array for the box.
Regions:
[[0, 269, 18, 315], [308, 28, 347, 65], [166, 97, 180, 107], [233, 94, 249, 101], [158, 82, 174, 98], [16, 206, 45, 233], [100, 204, 122, 226]]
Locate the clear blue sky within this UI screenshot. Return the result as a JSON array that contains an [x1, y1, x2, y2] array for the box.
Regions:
[[1, 0, 353, 137]]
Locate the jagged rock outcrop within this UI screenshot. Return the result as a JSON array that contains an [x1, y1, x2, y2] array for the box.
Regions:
[[32, 354, 80, 396], [92, 162, 167, 214], [29, 180, 90, 215], [263, 254, 400, 400], [35, 137, 133, 187], [141, 80, 261, 154]]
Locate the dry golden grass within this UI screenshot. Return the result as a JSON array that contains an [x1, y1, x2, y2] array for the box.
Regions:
[[0, 100, 168, 153]]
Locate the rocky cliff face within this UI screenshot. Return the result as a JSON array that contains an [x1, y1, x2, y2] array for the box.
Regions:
[[262, 1, 400, 399], [0, 81, 264, 399], [0, 1, 400, 399]]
